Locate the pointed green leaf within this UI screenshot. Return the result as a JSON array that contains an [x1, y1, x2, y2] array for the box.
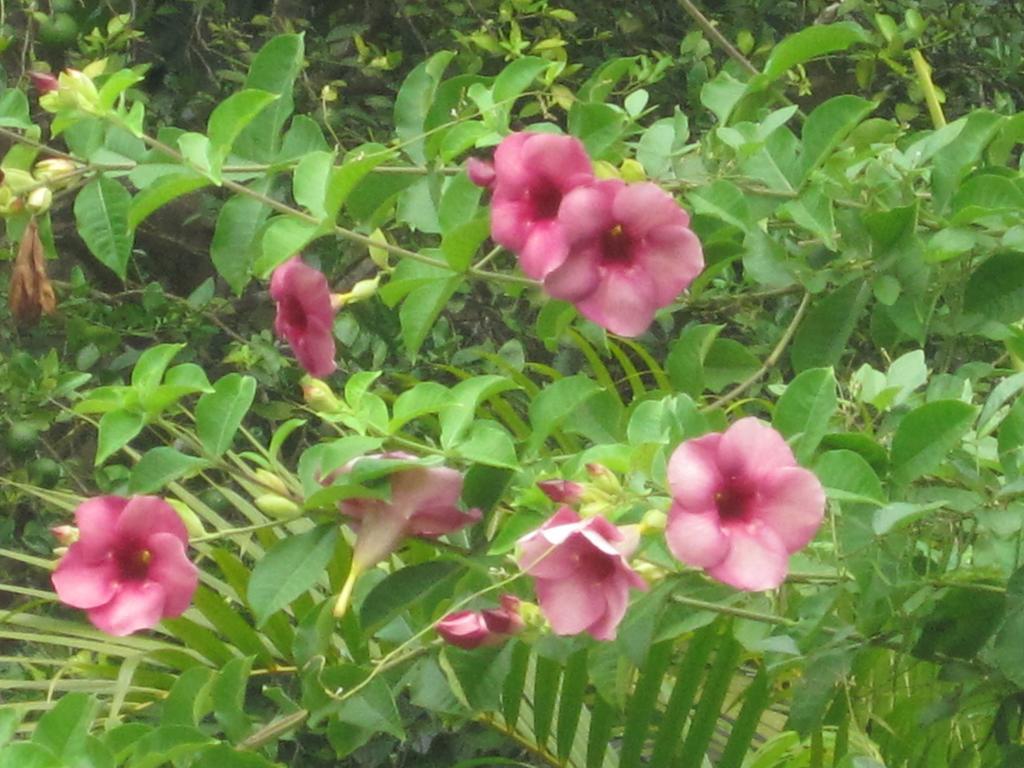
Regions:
[[74, 175, 134, 279]]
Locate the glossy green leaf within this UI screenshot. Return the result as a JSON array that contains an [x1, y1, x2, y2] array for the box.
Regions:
[[762, 22, 870, 81], [129, 447, 208, 494], [131, 343, 185, 392], [96, 409, 145, 465], [74, 175, 134, 279], [791, 281, 871, 371], [195, 374, 257, 458], [965, 252, 1024, 323], [234, 34, 304, 162], [247, 524, 338, 626], [359, 561, 460, 631], [773, 367, 837, 463], [800, 95, 876, 181], [889, 400, 976, 485]]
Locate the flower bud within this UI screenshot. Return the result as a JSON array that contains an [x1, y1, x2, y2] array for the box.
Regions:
[[619, 158, 646, 183], [586, 463, 621, 495], [167, 499, 206, 539], [3, 169, 37, 194], [255, 493, 302, 520], [30, 71, 59, 94], [436, 594, 523, 649], [345, 276, 380, 303], [26, 187, 52, 215], [537, 479, 583, 504], [34, 158, 78, 188], [467, 157, 495, 188], [51, 525, 79, 546], [367, 228, 391, 271], [301, 377, 344, 413], [641, 508, 667, 533], [252, 469, 289, 496]]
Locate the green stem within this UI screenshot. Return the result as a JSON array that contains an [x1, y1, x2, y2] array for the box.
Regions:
[[910, 49, 947, 129]]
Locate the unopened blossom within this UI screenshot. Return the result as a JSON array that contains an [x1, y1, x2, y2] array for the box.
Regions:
[[517, 507, 646, 641], [333, 453, 481, 615], [270, 257, 337, 378], [437, 594, 524, 649], [51, 496, 198, 636], [466, 157, 496, 189], [29, 71, 59, 94], [666, 418, 826, 592], [536, 479, 583, 504], [544, 180, 704, 336], [483, 132, 594, 280]]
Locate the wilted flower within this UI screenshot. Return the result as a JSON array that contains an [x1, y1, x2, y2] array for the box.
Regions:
[[51, 496, 198, 636], [666, 418, 826, 592], [8, 217, 56, 325], [484, 132, 594, 280], [436, 594, 524, 649], [544, 180, 704, 337], [333, 453, 481, 616], [270, 257, 337, 378], [517, 507, 646, 641]]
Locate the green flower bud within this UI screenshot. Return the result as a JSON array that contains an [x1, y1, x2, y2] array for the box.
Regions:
[[26, 187, 52, 215], [255, 493, 302, 520], [167, 499, 206, 539], [253, 468, 289, 496]]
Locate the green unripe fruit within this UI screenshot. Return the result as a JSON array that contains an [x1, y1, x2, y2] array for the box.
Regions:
[[37, 13, 79, 47], [5, 422, 39, 457], [28, 457, 61, 488]]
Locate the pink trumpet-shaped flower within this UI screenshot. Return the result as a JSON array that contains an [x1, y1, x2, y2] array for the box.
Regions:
[[545, 180, 704, 337], [270, 257, 337, 378], [485, 132, 594, 280], [517, 507, 646, 641], [333, 453, 482, 616], [51, 496, 198, 636], [437, 595, 524, 649], [666, 418, 826, 592]]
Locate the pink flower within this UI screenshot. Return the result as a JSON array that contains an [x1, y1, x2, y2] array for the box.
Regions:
[[545, 180, 704, 337], [29, 71, 59, 94], [270, 257, 337, 378], [51, 496, 198, 636], [666, 418, 826, 592], [466, 157, 496, 189], [333, 453, 481, 615], [437, 595, 523, 649], [536, 479, 583, 504], [487, 132, 594, 280], [517, 507, 646, 641]]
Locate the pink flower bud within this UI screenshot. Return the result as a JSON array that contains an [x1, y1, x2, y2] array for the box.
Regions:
[[270, 257, 337, 378], [537, 479, 583, 504], [466, 157, 496, 189], [437, 594, 523, 649], [30, 71, 59, 94], [51, 525, 79, 546]]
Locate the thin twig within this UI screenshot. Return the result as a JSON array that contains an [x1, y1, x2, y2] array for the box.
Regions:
[[702, 291, 811, 413], [677, 0, 759, 75]]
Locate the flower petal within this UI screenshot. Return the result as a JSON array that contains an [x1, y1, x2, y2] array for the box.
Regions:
[[521, 134, 592, 191], [639, 225, 704, 306], [717, 417, 797, 483], [145, 532, 199, 617], [518, 220, 569, 280], [490, 198, 532, 253], [558, 183, 618, 244], [665, 506, 730, 568], [613, 182, 688, 234], [667, 433, 723, 512], [707, 521, 789, 591], [116, 496, 189, 547], [535, 575, 606, 636], [86, 581, 167, 636], [291, 318, 337, 378], [574, 264, 659, 337], [51, 546, 118, 609], [73, 496, 129, 560], [752, 466, 826, 553], [586, 575, 630, 641]]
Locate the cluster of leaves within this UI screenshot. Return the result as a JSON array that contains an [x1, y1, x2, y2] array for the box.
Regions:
[[5, 4, 1024, 768]]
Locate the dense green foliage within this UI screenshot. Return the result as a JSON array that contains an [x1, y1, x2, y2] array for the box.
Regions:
[[4, 1, 1024, 767]]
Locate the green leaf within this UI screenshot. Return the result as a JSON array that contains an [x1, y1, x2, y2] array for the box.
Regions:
[[129, 447, 209, 494], [401, 273, 462, 360], [441, 214, 490, 272], [762, 22, 870, 81], [814, 450, 885, 504], [31, 692, 95, 762], [0, 709, 19, 749], [233, 34, 304, 162], [688, 180, 751, 232], [791, 281, 871, 371], [773, 367, 837, 463], [247, 524, 339, 626], [254, 216, 320, 276], [74, 175, 134, 279], [212, 656, 254, 741], [492, 56, 549, 127], [872, 500, 946, 535], [359, 561, 460, 631], [292, 150, 335, 218], [96, 409, 145, 465], [129, 725, 215, 768], [456, 420, 519, 468], [951, 174, 1024, 225], [890, 400, 976, 485], [211, 182, 272, 294], [800, 95, 876, 182], [440, 375, 517, 448], [389, 382, 450, 432], [0, 89, 32, 129], [568, 102, 627, 159], [195, 374, 257, 458], [131, 343, 185, 392], [129, 171, 210, 230], [994, 566, 1024, 686], [0, 743, 60, 768], [527, 374, 602, 453], [395, 51, 455, 163], [207, 89, 278, 165], [162, 667, 215, 726], [965, 252, 1024, 323]]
